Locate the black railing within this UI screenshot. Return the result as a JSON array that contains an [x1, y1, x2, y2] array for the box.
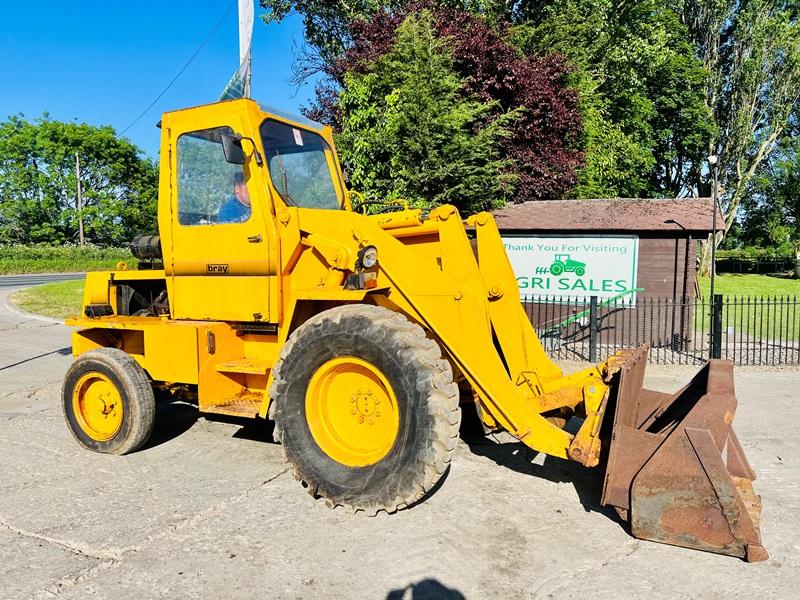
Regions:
[[524, 294, 800, 366]]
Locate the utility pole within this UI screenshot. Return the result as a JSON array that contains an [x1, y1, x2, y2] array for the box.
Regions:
[[708, 155, 721, 358], [246, 54, 252, 98], [708, 155, 719, 302], [75, 152, 84, 247]]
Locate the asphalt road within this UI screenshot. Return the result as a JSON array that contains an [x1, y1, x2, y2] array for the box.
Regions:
[[0, 273, 85, 288], [0, 283, 798, 599]]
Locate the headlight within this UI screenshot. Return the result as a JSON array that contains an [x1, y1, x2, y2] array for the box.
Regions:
[[359, 245, 378, 269]]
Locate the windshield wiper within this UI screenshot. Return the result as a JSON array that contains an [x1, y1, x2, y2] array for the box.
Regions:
[[273, 150, 297, 207]]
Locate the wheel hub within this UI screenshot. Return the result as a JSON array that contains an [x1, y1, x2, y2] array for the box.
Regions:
[[306, 357, 400, 467], [72, 372, 123, 441], [351, 389, 383, 424]]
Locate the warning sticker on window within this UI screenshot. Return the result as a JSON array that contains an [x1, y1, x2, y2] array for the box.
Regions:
[[292, 128, 304, 146]]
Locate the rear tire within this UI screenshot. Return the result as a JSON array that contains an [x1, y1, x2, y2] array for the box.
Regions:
[[270, 304, 460, 515], [62, 348, 155, 455]]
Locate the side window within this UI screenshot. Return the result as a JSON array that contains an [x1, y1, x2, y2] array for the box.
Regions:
[[176, 126, 251, 225]]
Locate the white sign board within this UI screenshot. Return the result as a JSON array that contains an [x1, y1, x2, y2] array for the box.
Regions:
[[502, 235, 639, 304]]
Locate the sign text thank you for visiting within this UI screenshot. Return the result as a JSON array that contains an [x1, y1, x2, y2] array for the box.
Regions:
[[502, 235, 640, 304]]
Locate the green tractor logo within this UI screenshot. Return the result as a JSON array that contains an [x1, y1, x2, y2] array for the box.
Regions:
[[549, 253, 586, 277]]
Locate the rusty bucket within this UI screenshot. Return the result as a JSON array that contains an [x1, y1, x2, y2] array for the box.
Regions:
[[600, 346, 768, 562]]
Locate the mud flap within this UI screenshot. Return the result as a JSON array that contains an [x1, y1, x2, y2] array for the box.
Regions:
[[600, 346, 768, 562]]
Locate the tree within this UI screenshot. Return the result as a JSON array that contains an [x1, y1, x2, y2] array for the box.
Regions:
[[0, 116, 157, 246], [310, 4, 583, 202], [260, 0, 394, 67], [431, 8, 582, 201], [513, 0, 715, 198], [674, 0, 800, 271], [269, 0, 713, 199], [740, 133, 800, 274], [337, 10, 517, 212]]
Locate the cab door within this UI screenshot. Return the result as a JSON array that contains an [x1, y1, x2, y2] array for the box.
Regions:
[[166, 115, 274, 323]]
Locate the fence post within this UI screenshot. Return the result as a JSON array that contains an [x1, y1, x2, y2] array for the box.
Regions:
[[711, 294, 723, 359], [589, 296, 598, 362]]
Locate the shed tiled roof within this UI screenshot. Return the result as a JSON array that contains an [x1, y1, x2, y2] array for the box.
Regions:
[[491, 198, 722, 234]]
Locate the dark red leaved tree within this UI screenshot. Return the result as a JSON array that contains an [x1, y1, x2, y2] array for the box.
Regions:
[[306, 4, 583, 201]]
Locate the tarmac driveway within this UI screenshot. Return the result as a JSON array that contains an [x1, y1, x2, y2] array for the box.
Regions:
[[0, 283, 798, 599]]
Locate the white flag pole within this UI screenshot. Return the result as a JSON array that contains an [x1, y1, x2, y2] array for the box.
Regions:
[[238, 0, 254, 97]]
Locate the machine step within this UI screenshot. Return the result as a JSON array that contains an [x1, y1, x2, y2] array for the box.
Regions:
[[202, 392, 263, 418], [214, 358, 271, 375]]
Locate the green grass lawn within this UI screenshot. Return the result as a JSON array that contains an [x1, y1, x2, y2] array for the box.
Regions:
[[693, 274, 800, 340], [698, 273, 800, 297], [10, 280, 85, 319]]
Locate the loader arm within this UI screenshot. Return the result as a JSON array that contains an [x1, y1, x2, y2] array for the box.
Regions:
[[291, 205, 617, 464]]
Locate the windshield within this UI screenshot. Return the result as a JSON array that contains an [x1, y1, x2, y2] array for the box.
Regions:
[[260, 119, 344, 210]]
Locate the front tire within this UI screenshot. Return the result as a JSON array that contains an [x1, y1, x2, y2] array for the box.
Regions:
[[270, 304, 460, 515], [62, 348, 155, 455]]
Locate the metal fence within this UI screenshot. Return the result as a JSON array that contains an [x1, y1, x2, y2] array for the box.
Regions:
[[717, 256, 796, 275], [524, 294, 800, 366]]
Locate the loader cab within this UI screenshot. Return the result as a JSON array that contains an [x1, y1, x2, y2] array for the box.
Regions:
[[153, 99, 316, 323], [157, 99, 350, 324]]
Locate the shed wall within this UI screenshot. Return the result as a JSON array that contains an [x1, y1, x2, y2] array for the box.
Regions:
[[635, 235, 696, 301]]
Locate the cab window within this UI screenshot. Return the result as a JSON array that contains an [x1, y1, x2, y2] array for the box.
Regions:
[[260, 119, 343, 210], [176, 126, 251, 225]]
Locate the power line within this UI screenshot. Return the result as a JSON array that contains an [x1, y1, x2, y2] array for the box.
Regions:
[[120, 0, 237, 136]]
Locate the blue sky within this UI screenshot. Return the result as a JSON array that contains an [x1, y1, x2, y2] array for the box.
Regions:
[[0, 1, 322, 158]]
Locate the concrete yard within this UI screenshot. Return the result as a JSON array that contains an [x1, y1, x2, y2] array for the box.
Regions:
[[1, 282, 798, 599]]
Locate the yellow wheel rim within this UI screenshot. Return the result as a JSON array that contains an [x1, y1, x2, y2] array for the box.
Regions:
[[72, 372, 123, 441], [305, 357, 400, 467]]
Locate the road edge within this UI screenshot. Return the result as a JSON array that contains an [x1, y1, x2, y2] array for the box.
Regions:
[[3, 294, 65, 325]]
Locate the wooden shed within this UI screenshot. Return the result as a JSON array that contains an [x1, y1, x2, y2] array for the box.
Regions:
[[492, 197, 719, 302], [491, 198, 720, 350]]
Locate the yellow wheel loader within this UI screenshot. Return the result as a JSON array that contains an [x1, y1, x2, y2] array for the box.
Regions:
[[62, 99, 767, 562]]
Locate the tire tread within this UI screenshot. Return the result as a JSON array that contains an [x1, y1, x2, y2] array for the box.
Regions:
[[270, 304, 460, 515], [61, 348, 155, 455]]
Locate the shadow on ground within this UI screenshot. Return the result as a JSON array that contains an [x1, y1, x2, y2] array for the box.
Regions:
[[386, 578, 465, 600], [459, 406, 625, 529], [140, 398, 199, 451], [141, 393, 277, 452], [0, 346, 71, 371], [143, 391, 622, 535]]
